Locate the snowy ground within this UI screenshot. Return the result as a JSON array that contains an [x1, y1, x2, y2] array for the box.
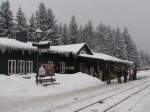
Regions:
[[0, 71, 150, 112]]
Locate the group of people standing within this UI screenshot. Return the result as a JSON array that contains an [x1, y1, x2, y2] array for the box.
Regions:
[[104, 63, 137, 84]]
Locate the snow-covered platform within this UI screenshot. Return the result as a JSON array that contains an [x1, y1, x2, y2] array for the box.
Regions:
[[0, 71, 150, 112]]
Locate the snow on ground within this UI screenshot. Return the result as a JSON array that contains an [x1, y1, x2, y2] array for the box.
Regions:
[[0, 71, 150, 112], [0, 72, 103, 98]]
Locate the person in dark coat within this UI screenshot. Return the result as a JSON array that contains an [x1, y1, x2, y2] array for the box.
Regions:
[[123, 66, 128, 83], [104, 64, 111, 84], [133, 65, 137, 80], [117, 67, 122, 84]]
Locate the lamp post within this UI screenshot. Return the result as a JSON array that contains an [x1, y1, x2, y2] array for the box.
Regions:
[[35, 28, 42, 84]]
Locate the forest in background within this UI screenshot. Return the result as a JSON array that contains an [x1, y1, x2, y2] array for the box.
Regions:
[[0, 0, 150, 69]]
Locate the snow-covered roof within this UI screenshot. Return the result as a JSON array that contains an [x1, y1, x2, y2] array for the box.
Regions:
[[50, 43, 87, 54], [79, 52, 133, 64], [49, 43, 132, 64], [0, 37, 36, 52]]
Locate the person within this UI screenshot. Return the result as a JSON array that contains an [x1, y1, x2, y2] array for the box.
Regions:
[[117, 67, 122, 84], [129, 67, 134, 80], [133, 65, 137, 80], [104, 64, 111, 84], [123, 66, 128, 83]]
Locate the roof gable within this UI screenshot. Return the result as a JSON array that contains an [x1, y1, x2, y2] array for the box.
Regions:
[[50, 43, 93, 55], [78, 44, 93, 55]]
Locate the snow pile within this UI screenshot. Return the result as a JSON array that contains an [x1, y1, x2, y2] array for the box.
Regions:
[[0, 38, 36, 52], [56, 72, 103, 90], [0, 72, 103, 98]]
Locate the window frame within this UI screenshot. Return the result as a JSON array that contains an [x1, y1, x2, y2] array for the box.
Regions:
[[26, 61, 33, 74], [60, 62, 65, 73], [17, 60, 25, 74], [8, 60, 16, 75]]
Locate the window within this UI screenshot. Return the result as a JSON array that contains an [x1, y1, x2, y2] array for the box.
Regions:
[[17, 60, 25, 74], [8, 60, 16, 75], [26, 61, 33, 74], [60, 62, 65, 73]]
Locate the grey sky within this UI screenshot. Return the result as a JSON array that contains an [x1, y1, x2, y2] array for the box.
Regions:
[[3, 0, 150, 53]]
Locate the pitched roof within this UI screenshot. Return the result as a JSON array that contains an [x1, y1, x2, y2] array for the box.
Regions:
[[50, 43, 88, 54], [79, 52, 133, 64]]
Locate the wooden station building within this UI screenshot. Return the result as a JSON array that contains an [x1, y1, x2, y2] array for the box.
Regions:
[[0, 38, 132, 80]]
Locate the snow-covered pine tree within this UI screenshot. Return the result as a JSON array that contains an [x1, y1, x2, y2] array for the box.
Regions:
[[0, 0, 15, 38], [61, 23, 70, 45], [36, 3, 60, 45], [102, 26, 115, 56], [36, 2, 48, 41], [46, 8, 61, 45], [68, 15, 78, 44], [123, 27, 138, 62], [94, 23, 110, 54], [83, 21, 95, 49], [0, 15, 4, 37], [115, 28, 128, 60], [109, 29, 118, 57], [58, 23, 63, 36], [28, 14, 37, 41], [76, 25, 83, 43], [16, 7, 28, 32]]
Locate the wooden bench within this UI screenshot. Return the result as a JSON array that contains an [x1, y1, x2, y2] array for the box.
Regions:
[[38, 74, 59, 86]]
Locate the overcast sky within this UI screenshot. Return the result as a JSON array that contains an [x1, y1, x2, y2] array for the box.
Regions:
[[3, 0, 150, 54]]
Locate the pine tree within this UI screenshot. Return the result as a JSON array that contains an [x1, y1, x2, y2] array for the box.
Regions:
[[83, 21, 95, 48], [123, 27, 138, 62], [0, 0, 15, 38], [36, 2, 48, 41], [36, 3, 60, 45], [115, 28, 128, 60], [94, 23, 110, 54], [58, 23, 63, 36], [28, 14, 37, 41], [101, 26, 115, 56], [76, 25, 83, 43], [46, 8, 61, 45], [107, 28, 117, 56], [16, 7, 28, 32], [62, 23, 70, 44], [68, 15, 78, 44], [36, 2, 47, 31]]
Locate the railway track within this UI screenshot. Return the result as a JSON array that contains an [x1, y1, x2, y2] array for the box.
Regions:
[[49, 78, 150, 112], [75, 80, 150, 112], [103, 84, 150, 112]]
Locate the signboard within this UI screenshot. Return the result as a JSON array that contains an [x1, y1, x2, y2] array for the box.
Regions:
[[39, 65, 46, 76], [40, 63, 55, 76]]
